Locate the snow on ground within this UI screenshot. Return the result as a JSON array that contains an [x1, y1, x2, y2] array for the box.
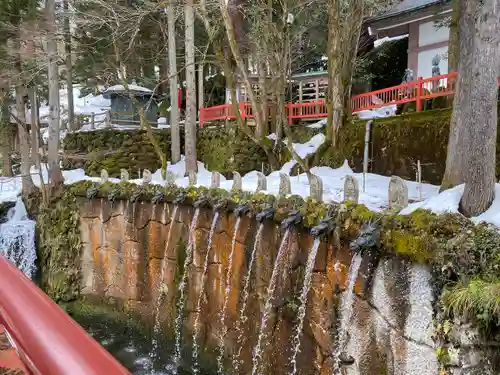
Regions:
[[401, 184, 500, 227], [1, 133, 499, 228], [0, 156, 437, 214], [355, 104, 397, 120], [267, 133, 326, 175]]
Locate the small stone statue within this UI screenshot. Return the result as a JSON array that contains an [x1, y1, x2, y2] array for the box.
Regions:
[[401, 68, 415, 97], [120, 169, 129, 182], [401, 68, 414, 84], [431, 54, 441, 77], [142, 169, 152, 184], [100, 169, 109, 183], [431, 54, 441, 91]]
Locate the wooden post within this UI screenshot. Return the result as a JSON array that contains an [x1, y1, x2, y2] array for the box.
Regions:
[[416, 76, 423, 112], [299, 81, 303, 103], [315, 79, 319, 101], [90, 112, 95, 130]]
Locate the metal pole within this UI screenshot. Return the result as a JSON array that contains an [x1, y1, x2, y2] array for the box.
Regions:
[[363, 120, 372, 193]]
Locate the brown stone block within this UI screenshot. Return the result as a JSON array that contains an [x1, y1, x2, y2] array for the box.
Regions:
[[165, 221, 187, 260], [147, 220, 169, 259]]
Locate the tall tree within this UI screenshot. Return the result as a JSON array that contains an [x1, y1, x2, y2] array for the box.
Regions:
[[326, 0, 364, 146], [167, 1, 181, 164], [442, 0, 500, 216], [185, 0, 197, 173], [10, 1, 36, 195], [447, 0, 460, 74], [46, 0, 64, 188], [63, 0, 76, 131]]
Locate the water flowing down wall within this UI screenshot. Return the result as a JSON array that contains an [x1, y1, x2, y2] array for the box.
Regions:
[[0, 198, 36, 278], [76, 197, 446, 375]]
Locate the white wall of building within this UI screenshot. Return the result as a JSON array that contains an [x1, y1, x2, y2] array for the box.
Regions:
[[418, 21, 449, 47], [416, 21, 450, 78], [417, 46, 448, 78]]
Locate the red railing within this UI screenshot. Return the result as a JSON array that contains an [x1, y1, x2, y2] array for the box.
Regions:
[[350, 72, 457, 112], [199, 72, 459, 126], [0, 255, 131, 375]]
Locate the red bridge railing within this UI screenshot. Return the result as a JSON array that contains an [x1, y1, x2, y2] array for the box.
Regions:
[[0, 255, 131, 375], [199, 72, 459, 126]]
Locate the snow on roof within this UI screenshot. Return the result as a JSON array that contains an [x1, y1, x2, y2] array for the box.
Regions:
[[104, 84, 153, 94]]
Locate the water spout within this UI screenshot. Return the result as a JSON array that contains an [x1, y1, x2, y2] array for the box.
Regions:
[[233, 222, 265, 374], [152, 191, 166, 204], [234, 203, 250, 217], [173, 192, 187, 205], [281, 210, 302, 230], [193, 194, 210, 208], [130, 187, 143, 203], [107, 188, 119, 202], [192, 211, 220, 374], [86, 182, 100, 199], [216, 215, 242, 374], [214, 200, 228, 212], [349, 220, 380, 254], [251, 228, 291, 375], [310, 217, 335, 238], [289, 237, 321, 375], [256, 206, 274, 223], [172, 208, 201, 375]]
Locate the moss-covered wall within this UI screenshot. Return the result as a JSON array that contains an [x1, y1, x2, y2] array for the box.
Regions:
[[63, 124, 321, 178], [63, 129, 176, 178], [36, 193, 83, 302], [317, 108, 500, 185], [33, 179, 500, 374]]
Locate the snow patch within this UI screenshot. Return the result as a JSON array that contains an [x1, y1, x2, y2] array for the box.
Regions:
[[401, 184, 500, 227]]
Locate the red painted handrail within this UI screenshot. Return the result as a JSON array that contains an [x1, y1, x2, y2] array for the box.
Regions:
[[199, 72, 463, 125], [0, 255, 131, 375]]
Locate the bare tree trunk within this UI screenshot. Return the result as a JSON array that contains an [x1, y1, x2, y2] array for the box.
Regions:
[[257, 60, 268, 138], [446, 0, 460, 107], [457, 0, 500, 216], [0, 90, 12, 177], [30, 87, 48, 204], [448, 0, 460, 74], [198, 63, 204, 114], [15, 84, 36, 195], [185, 0, 198, 173], [220, 0, 266, 134], [326, 0, 342, 145], [30, 88, 40, 170], [340, 0, 363, 116], [46, 0, 64, 188], [167, 2, 181, 163], [326, 0, 363, 146], [13, 35, 36, 195], [441, 0, 474, 191], [64, 0, 75, 131]]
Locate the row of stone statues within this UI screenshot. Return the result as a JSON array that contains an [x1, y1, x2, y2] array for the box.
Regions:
[[100, 168, 410, 211]]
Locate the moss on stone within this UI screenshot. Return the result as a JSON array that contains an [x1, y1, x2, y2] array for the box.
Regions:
[[37, 192, 82, 302]]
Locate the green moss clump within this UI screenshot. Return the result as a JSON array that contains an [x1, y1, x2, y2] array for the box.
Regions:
[[385, 230, 434, 263], [300, 198, 328, 227], [37, 193, 82, 302], [442, 279, 500, 327]]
